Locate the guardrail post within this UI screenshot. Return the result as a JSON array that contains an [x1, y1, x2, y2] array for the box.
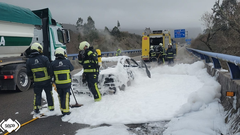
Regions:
[[204, 55, 211, 63], [211, 57, 221, 69], [199, 54, 205, 60], [227, 62, 240, 79], [192, 51, 200, 58]]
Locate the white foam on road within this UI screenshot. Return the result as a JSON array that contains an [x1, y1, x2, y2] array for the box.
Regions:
[[61, 61, 220, 125], [41, 61, 226, 134]]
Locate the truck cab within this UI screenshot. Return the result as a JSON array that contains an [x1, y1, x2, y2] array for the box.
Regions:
[[0, 2, 70, 91], [31, 8, 70, 61]]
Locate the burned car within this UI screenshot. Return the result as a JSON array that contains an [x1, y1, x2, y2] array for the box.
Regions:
[[72, 56, 150, 95]]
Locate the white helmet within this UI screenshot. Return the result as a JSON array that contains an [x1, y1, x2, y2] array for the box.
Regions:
[[150, 46, 154, 49], [168, 43, 172, 46], [30, 42, 43, 53], [159, 43, 163, 46], [79, 41, 90, 50], [55, 47, 66, 56]]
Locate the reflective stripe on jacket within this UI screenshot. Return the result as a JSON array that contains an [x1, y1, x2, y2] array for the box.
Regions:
[[166, 48, 175, 59], [151, 52, 156, 57], [160, 46, 166, 55], [78, 48, 99, 73], [31, 67, 51, 82], [149, 50, 156, 57], [26, 52, 52, 86], [54, 70, 71, 84], [51, 57, 74, 88]]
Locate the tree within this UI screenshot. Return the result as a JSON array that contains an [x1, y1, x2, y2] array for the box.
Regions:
[[88, 30, 99, 42], [192, 0, 240, 54], [83, 16, 96, 34], [117, 20, 120, 28], [199, 0, 239, 52], [88, 16, 95, 28], [200, 11, 219, 51], [212, 0, 240, 34], [104, 26, 110, 33], [111, 26, 120, 36], [76, 17, 83, 30], [86, 16, 96, 30]]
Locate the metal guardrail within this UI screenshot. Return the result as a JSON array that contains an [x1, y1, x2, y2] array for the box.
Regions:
[[186, 48, 240, 79], [67, 49, 142, 60]]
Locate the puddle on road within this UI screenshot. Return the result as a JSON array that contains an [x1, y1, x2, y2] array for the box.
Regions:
[[126, 121, 169, 135], [89, 121, 169, 135]]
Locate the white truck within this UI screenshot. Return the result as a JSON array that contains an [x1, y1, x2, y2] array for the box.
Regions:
[[0, 2, 70, 91]]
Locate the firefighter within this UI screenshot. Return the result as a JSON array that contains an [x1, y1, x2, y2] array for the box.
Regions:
[[166, 43, 175, 65], [157, 43, 166, 64], [149, 46, 156, 62], [26, 42, 54, 114], [116, 48, 121, 56], [51, 47, 73, 116], [78, 41, 101, 102]]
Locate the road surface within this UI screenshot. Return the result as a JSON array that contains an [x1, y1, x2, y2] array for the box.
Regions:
[[0, 47, 197, 135]]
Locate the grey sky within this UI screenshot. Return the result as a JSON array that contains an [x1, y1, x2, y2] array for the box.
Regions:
[[1, 0, 216, 30]]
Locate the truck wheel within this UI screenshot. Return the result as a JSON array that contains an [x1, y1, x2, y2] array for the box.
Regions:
[[16, 68, 31, 92]]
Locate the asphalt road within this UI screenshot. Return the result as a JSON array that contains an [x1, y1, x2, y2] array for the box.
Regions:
[[0, 51, 197, 135], [175, 44, 199, 64], [0, 56, 140, 135], [0, 78, 88, 135]]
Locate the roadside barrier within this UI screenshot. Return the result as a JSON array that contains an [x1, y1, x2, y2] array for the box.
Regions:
[[186, 47, 240, 134], [186, 48, 240, 79], [67, 49, 142, 60]]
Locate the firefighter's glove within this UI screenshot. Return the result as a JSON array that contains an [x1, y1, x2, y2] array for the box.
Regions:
[[78, 50, 85, 60], [82, 73, 87, 84]]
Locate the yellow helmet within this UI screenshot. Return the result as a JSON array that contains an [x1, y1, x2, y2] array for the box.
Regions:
[[30, 42, 43, 53], [79, 41, 90, 50], [55, 47, 66, 56]]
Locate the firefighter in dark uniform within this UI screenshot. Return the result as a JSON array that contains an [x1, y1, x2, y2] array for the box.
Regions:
[[149, 46, 156, 62], [26, 42, 54, 114], [78, 41, 101, 102], [51, 47, 73, 116], [166, 43, 175, 65], [157, 43, 166, 64]]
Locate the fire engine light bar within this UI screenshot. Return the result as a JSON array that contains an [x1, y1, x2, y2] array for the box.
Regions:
[[4, 75, 14, 80]]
